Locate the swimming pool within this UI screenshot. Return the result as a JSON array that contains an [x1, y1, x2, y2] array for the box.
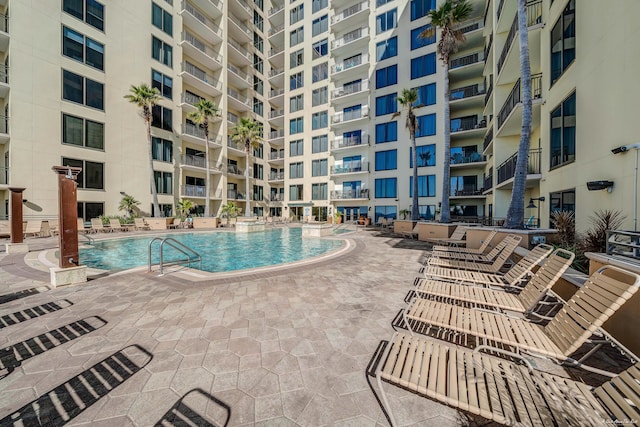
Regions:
[[79, 228, 345, 273]]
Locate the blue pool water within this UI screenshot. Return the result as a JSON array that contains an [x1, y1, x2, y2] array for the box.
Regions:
[[79, 228, 344, 273]]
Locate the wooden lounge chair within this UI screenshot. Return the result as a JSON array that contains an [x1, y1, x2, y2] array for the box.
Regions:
[[401, 223, 420, 240], [109, 218, 126, 232], [423, 235, 522, 273], [134, 218, 150, 231], [429, 230, 497, 255], [404, 265, 640, 370], [413, 248, 574, 314], [427, 233, 516, 263], [168, 218, 182, 229], [373, 332, 640, 427], [425, 225, 468, 247], [90, 218, 110, 233], [418, 243, 554, 288], [77, 218, 89, 234], [23, 221, 43, 238]]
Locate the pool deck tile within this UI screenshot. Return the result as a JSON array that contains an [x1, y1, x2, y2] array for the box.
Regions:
[[0, 229, 470, 426]]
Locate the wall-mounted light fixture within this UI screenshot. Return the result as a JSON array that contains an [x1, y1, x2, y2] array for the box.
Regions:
[[586, 180, 614, 192]]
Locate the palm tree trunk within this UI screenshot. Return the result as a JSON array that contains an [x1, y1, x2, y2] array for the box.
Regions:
[[147, 119, 161, 217], [245, 148, 251, 217], [204, 131, 211, 217], [440, 62, 452, 223], [411, 133, 419, 221], [505, 0, 532, 229]]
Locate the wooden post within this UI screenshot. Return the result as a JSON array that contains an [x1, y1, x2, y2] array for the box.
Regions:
[[52, 166, 82, 268], [8, 187, 25, 244]]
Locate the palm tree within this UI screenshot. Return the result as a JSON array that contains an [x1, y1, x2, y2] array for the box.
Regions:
[[392, 88, 423, 221], [187, 99, 220, 217], [124, 84, 162, 217], [221, 201, 241, 226], [118, 194, 140, 218], [504, 0, 532, 229], [230, 118, 263, 217], [176, 199, 195, 217], [422, 0, 473, 223]]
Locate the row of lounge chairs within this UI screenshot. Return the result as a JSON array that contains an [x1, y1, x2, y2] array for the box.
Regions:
[[370, 233, 640, 426]]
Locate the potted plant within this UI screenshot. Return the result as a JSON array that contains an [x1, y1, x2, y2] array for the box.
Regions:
[[334, 210, 343, 224], [399, 209, 411, 220]]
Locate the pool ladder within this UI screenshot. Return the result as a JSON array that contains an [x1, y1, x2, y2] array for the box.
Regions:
[[148, 237, 202, 275]]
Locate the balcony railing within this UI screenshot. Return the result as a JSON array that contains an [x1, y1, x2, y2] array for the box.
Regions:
[[450, 84, 484, 101], [332, 106, 369, 124], [450, 152, 485, 165], [269, 109, 285, 119], [332, 1, 368, 24], [332, 132, 368, 149], [269, 88, 285, 98], [497, 73, 542, 129], [497, 148, 542, 184], [331, 54, 368, 74], [227, 164, 245, 175], [180, 154, 222, 170], [227, 63, 250, 83], [228, 39, 252, 60], [455, 18, 482, 34], [496, 0, 506, 20], [269, 172, 285, 180], [182, 62, 221, 89], [181, 185, 220, 198], [227, 139, 245, 152], [0, 166, 7, 185], [269, 194, 284, 202], [183, 2, 221, 35], [227, 112, 239, 124], [269, 151, 285, 160], [331, 28, 368, 49], [182, 31, 222, 63], [450, 52, 483, 70], [268, 23, 285, 36], [483, 127, 494, 151], [332, 79, 368, 99], [330, 189, 369, 199], [227, 88, 251, 106], [483, 174, 493, 191], [497, 1, 544, 74], [181, 92, 203, 106], [269, 129, 285, 140], [451, 115, 486, 132], [484, 34, 493, 60], [484, 76, 494, 106], [183, 122, 206, 139], [450, 188, 482, 197], [227, 190, 246, 200], [269, 3, 284, 16], [606, 230, 640, 261], [269, 47, 284, 57], [269, 67, 284, 78], [331, 162, 368, 174]]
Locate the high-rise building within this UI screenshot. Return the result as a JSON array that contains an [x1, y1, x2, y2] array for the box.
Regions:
[[2, 0, 639, 233]]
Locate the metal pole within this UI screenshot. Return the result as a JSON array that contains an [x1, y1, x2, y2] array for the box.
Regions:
[[634, 148, 638, 231]]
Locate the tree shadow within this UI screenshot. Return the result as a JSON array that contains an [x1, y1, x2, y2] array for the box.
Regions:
[[0, 316, 107, 379], [155, 388, 231, 427], [0, 344, 153, 426], [0, 299, 73, 329]]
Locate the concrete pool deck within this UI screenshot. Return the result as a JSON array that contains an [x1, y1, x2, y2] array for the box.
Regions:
[[0, 228, 467, 426]]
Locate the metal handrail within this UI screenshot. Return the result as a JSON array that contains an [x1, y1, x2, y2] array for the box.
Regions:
[[148, 237, 202, 274], [606, 230, 640, 260], [79, 233, 95, 246]]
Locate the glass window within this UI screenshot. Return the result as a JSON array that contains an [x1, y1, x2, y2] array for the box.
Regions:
[[290, 27, 304, 46], [152, 105, 173, 131], [289, 117, 304, 134], [63, 157, 104, 189], [290, 94, 304, 112], [376, 65, 397, 89], [415, 83, 436, 106], [312, 15, 328, 36], [85, 78, 104, 110], [85, 37, 104, 70], [411, 53, 436, 79], [289, 139, 304, 156], [411, 0, 435, 21], [63, 0, 84, 20], [418, 205, 436, 220], [254, 32, 264, 53], [450, 175, 478, 196], [289, 184, 303, 200], [374, 178, 397, 198], [411, 24, 435, 50], [416, 114, 436, 137], [550, 91, 576, 169], [152, 3, 173, 36], [290, 72, 304, 90], [312, 39, 328, 58], [312, 63, 328, 82], [312, 111, 328, 129], [312, 87, 328, 106], [410, 144, 436, 167], [63, 113, 104, 150], [312, 183, 327, 200], [290, 49, 304, 68], [312, 0, 328, 13], [312, 135, 328, 153], [289, 162, 304, 178], [63, 70, 104, 110], [255, 0, 263, 11], [550, 0, 575, 85], [376, 93, 397, 116], [152, 137, 173, 162], [312, 159, 328, 176], [254, 76, 264, 95], [254, 55, 264, 74], [376, 122, 397, 144], [151, 69, 172, 99], [64, 0, 104, 31], [254, 10, 264, 32], [253, 184, 264, 201], [376, 37, 398, 61], [375, 150, 397, 171], [290, 4, 304, 24], [253, 99, 263, 116], [62, 27, 84, 63], [376, 8, 397, 34], [153, 171, 173, 194], [550, 189, 575, 214], [409, 175, 436, 197], [152, 36, 172, 66], [374, 205, 397, 222], [77, 201, 104, 222]]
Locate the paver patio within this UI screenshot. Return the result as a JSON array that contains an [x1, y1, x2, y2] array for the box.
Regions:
[[0, 229, 468, 426]]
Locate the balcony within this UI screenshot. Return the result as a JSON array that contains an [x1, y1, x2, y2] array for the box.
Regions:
[[0, 116, 6, 144], [268, 47, 285, 68], [268, 23, 285, 38], [227, 138, 246, 154], [182, 122, 222, 147], [180, 2, 223, 44], [330, 189, 369, 200], [484, 76, 494, 113], [227, 190, 246, 200], [180, 155, 223, 172], [180, 185, 222, 199], [450, 115, 486, 135], [227, 164, 245, 176], [331, 54, 369, 79], [228, 39, 252, 66], [269, 88, 285, 107], [180, 31, 223, 71], [268, 3, 284, 20], [331, 1, 369, 31], [268, 172, 285, 181], [268, 194, 284, 203], [331, 79, 369, 103], [227, 88, 252, 111], [228, 14, 252, 42], [268, 67, 285, 87], [450, 188, 485, 198], [331, 27, 369, 55], [268, 150, 285, 163], [497, 73, 543, 136], [331, 132, 369, 151], [449, 51, 484, 81], [483, 127, 494, 154], [0, 166, 7, 186], [450, 152, 486, 168], [483, 174, 493, 193], [496, 148, 542, 189], [330, 162, 369, 175], [268, 129, 285, 144], [227, 112, 239, 125], [331, 106, 369, 127], [268, 109, 285, 125], [180, 62, 222, 96], [450, 83, 485, 110]]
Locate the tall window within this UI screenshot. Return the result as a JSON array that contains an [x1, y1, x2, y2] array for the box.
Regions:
[[409, 175, 436, 197], [376, 93, 397, 116], [550, 189, 575, 213], [62, 27, 104, 71], [312, 39, 328, 58], [376, 8, 397, 34], [253, 99, 263, 116], [290, 49, 304, 68], [312, 63, 328, 82], [375, 150, 397, 171], [254, 54, 264, 74], [289, 184, 303, 200], [450, 176, 478, 196], [152, 105, 172, 131], [411, 53, 436, 79], [312, 135, 328, 153], [550, 0, 575, 85], [290, 117, 304, 134], [550, 91, 576, 169], [290, 27, 304, 46], [376, 122, 397, 143], [63, 0, 105, 31], [62, 114, 104, 150], [152, 3, 172, 36], [312, 111, 328, 129], [416, 114, 437, 137], [312, 0, 327, 13], [152, 36, 172, 66], [63, 157, 104, 189], [312, 183, 327, 200], [375, 178, 397, 198], [78, 202, 104, 222], [62, 70, 104, 110], [290, 139, 304, 156], [312, 15, 328, 36], [253, 185, 264, 201], [419, 205, 436, 220], [290, 71, 303, 90], [415, 83, 436, 106], [154, 171, 173, 194], [376, 37, 398, 61], [411, 24, 434, 50], [411, 0, 435, 21], [152, 137, 173, 162], [254, 32, 264, 53], [289, 162, 304, 179], [410, 144, 436, 167], [376, 65, 397, 89], [290, 94, 304, 112], [254, 10, 264, 32], [152, 69, 172, 99], [312, 87, 328, 106], [375, 205, 396, 221], [254, 76, 264, 95], [290, 4, 304, 24], [312, 159, 328, 176]]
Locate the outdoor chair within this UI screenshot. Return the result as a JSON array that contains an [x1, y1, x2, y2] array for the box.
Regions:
[[168, 218, 182, 229], [77, 218, 89, 234], [423, 235, 522, 273], [426, 230, 498, 258], [134, 218, 150, 231], [400, 223, 420, 240], [418, 243, 554, 288], [403, 265, 640, 373], [412, 248, 573, 314], [23, 221, 43, 238], [109, 219, 126, 232], [427, 232, 514, 263], [48, 219, 59, 237], [425, 225, 468, 247], [372, 332, 640, 427], [90, 218, 110, 233]]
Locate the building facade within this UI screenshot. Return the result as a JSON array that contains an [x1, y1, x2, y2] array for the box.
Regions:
[[1, 0, 639, 232]]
